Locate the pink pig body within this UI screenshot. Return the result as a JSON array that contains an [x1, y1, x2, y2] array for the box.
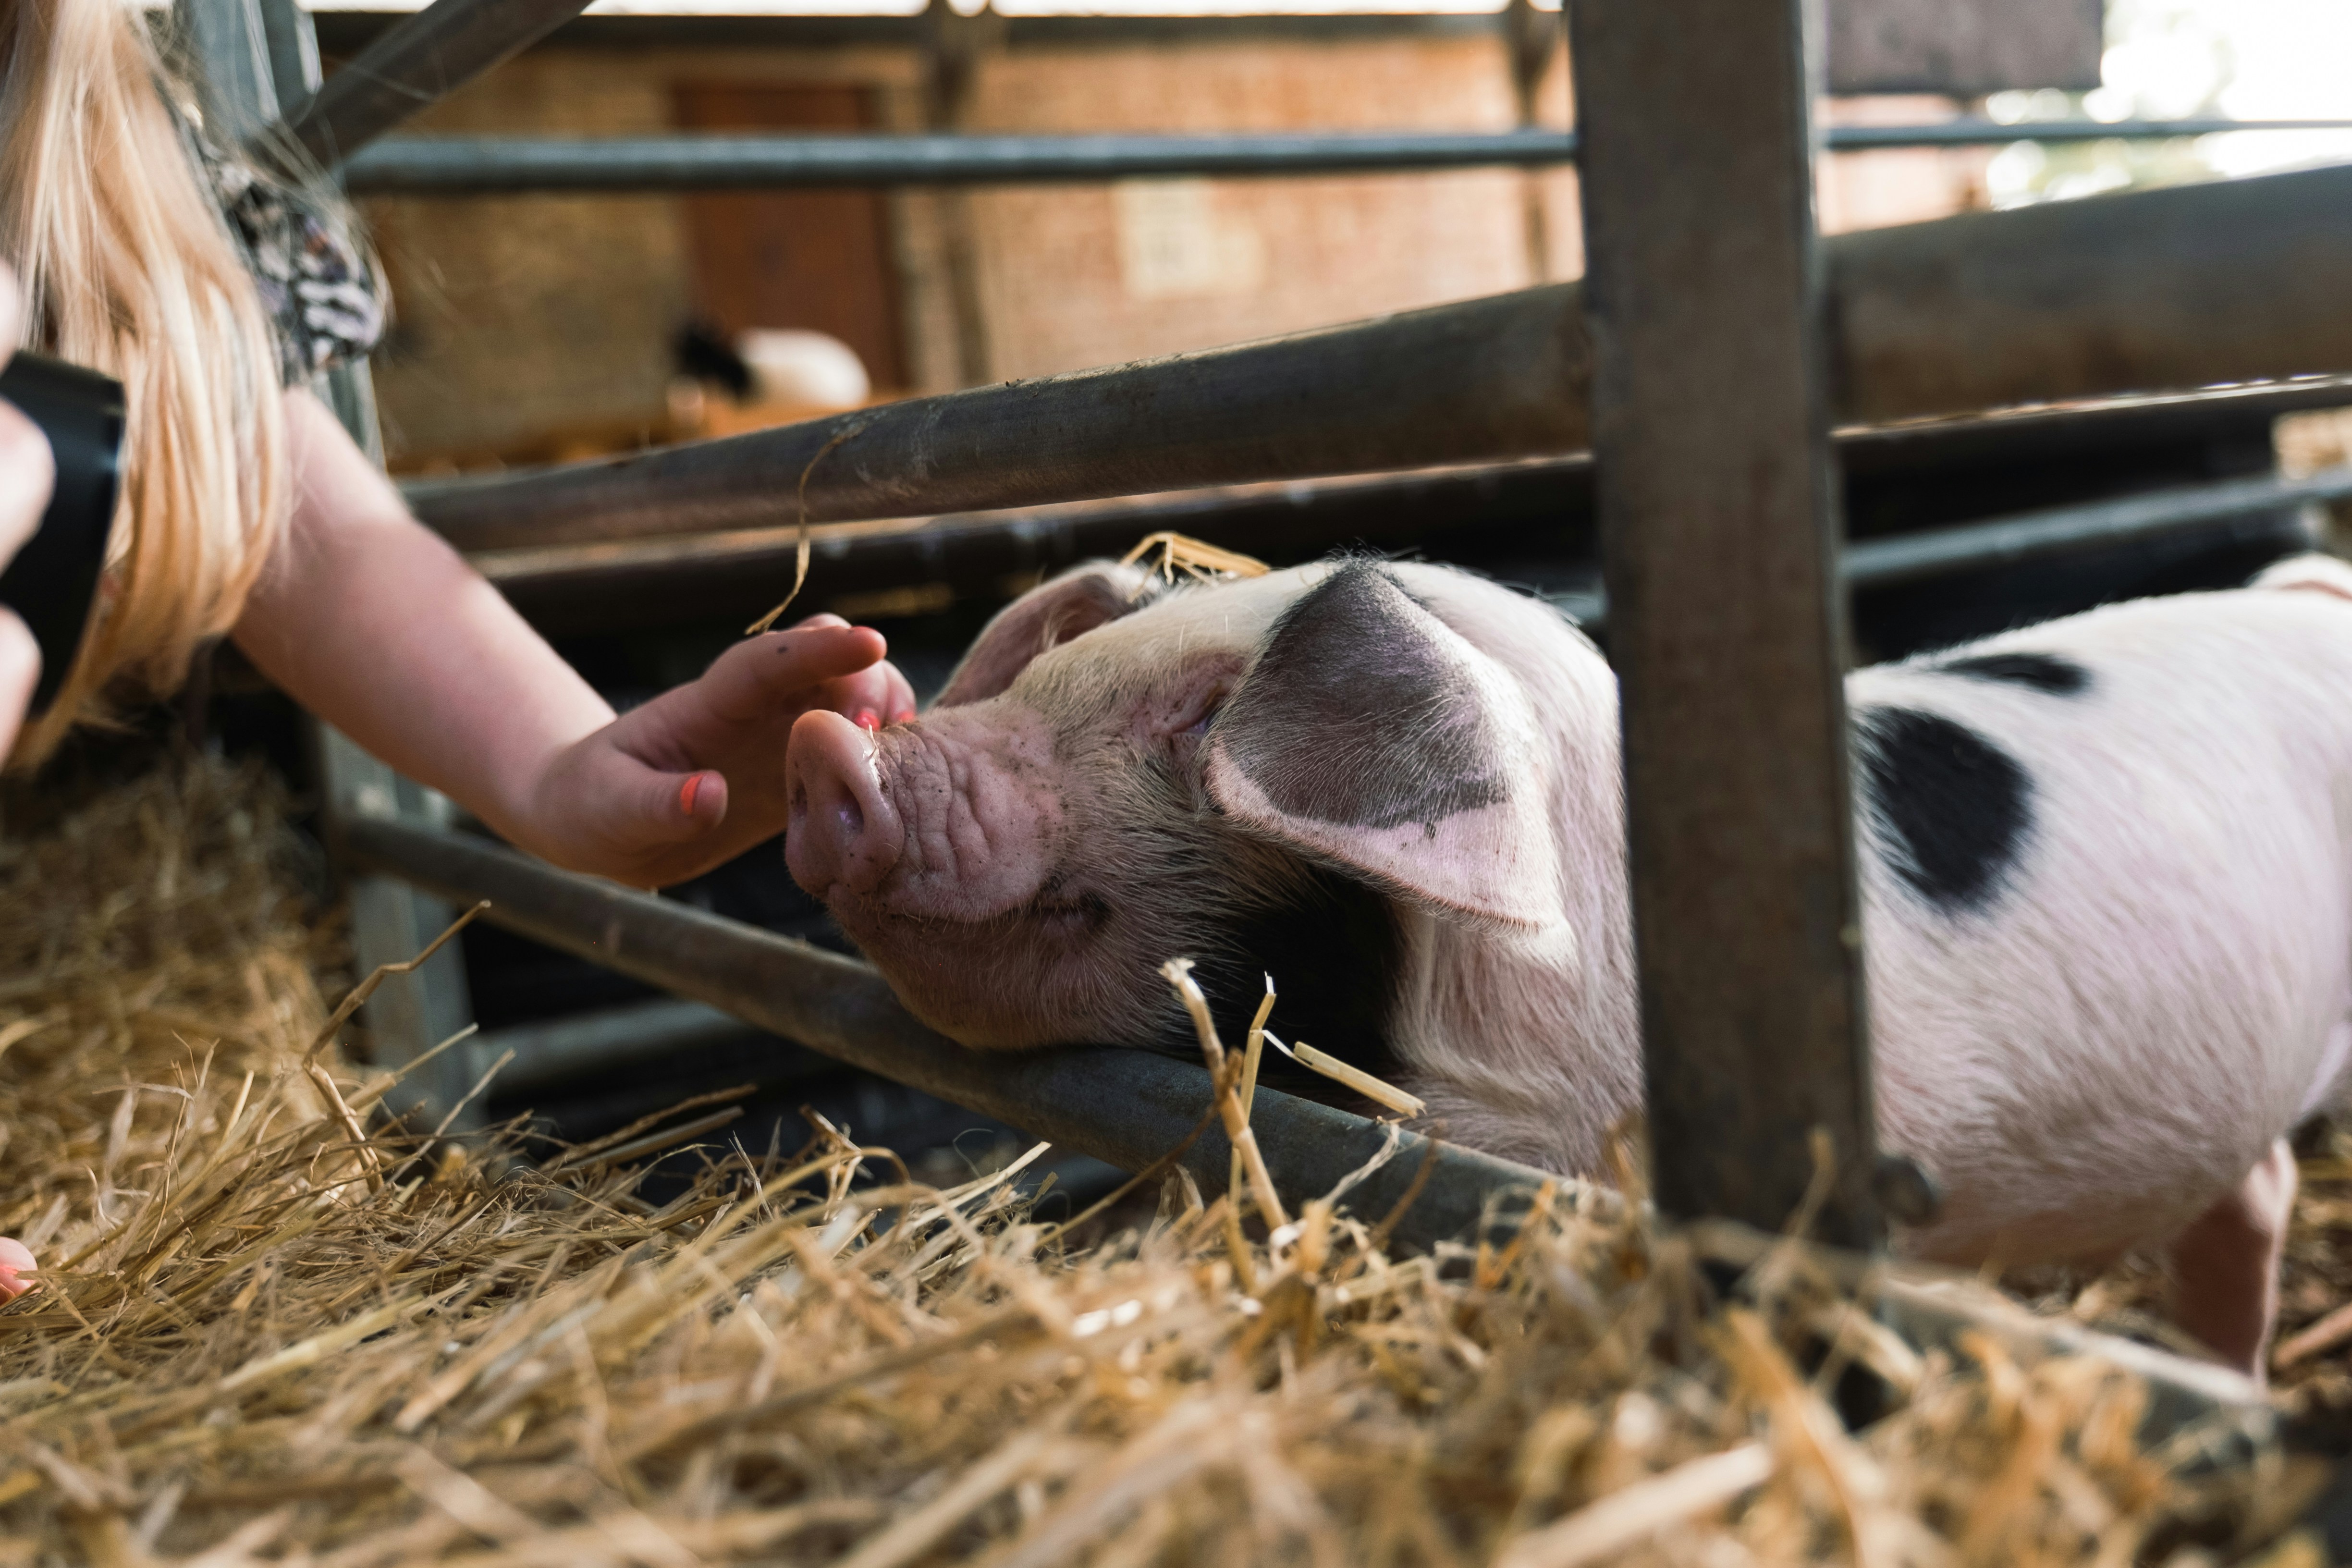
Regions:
[[786, 551, 2352, 1376]]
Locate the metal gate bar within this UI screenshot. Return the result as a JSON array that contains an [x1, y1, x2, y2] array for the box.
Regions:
[[340, 119, 2352, 195], [409, 158, 2352, 553], [468, 447, 2347, 637], [339, 812, 1552, 1257], [1572, 0, 1874, 1243], [1840, 468, 2347, 590], [271, 0, 593, 171]]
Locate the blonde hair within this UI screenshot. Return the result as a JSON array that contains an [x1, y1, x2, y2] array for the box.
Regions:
[[0, 0, 288, 765]]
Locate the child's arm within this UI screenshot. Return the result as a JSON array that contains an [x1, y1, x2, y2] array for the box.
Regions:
[[233, 389, 912, 888]]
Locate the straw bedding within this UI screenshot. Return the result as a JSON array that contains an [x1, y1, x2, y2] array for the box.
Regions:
[[0, 758, 2335, 1566]]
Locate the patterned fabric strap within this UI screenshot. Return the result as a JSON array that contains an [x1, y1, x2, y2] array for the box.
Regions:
[[188, 124, 385, 387]]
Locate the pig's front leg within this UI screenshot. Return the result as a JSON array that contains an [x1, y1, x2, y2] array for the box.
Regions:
[[2168, 1139, 2296, 1382]]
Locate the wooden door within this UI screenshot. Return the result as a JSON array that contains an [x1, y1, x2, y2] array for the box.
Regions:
[[672, 82, 910, 393]]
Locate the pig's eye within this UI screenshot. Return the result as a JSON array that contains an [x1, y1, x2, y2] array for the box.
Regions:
[[1153, 681, 1230, 772], [1174, 691, 1224, 742]]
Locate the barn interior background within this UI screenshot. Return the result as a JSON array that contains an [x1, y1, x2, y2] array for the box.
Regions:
[[223, 0, 2352, 1200], [11, 0, 2352, 1558]]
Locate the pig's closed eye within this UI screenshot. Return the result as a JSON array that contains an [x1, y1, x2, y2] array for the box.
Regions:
[[1175, 688, 1225, 739], [1155, 686, 1227, 788]]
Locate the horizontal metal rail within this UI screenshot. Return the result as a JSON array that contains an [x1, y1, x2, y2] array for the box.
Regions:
[[340, 119, 2352, 195], [346, 130, 1574, 193], [414, 284, 1581, 551], [1829, 116, 2352, 149], [272, 0, 592, 171], [409, 159, 2352, 552], [464, 378, 2352, 634], [472, 461, 1585, 633], [472, 996, 771, 1098], [1542, 467, 2330, 630], [1843, 466, 2352, 589], [342, 814, 1555, 1254]]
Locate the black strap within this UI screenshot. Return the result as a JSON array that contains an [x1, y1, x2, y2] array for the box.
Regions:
[[0, 354, 122, 714]]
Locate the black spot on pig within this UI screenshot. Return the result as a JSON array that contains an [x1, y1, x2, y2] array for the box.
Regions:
[[1218, 564, 1505, 831], [1853, 707, 2031, 912], [1932, 651, 2089, 696]]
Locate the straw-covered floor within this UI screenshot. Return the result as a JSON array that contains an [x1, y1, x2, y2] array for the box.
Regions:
[[0, 758, 2338, 1566]]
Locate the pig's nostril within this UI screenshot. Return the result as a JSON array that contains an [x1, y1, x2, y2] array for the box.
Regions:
[[784, 708, 904, 899]]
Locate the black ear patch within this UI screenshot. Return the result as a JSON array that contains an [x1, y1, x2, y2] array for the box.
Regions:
[[1932, 651, 2089, 696], [1854, 706, 2031, 912], [1216, 564, 1505, 830]]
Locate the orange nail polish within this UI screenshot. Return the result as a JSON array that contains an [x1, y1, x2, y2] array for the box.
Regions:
[[893, 709, 917, 726], [856, 710, 881, 733], [679, 773, 705, 815]]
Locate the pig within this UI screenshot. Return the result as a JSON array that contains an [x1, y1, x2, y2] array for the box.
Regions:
[[784, 549, 2352, 1378]]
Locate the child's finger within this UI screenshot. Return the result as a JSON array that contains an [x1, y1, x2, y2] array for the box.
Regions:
[[649, 765, 729, 843], [595, 751, 730, 860], [702, 624, 886, 723], [0, 1235, 37, 1302], [0, 610, 40, 763], [0, 260, 23, 362], [821, 661, 906, 732], [882, 662, 918, 727]]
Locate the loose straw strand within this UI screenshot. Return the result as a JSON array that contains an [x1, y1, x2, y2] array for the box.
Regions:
[[1160, 958, 1289, 1233], [305, 902, 489, 1063], [747, 416, 875, 636]]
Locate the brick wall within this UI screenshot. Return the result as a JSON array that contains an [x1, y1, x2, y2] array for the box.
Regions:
[[356, 28, 1973, 474]]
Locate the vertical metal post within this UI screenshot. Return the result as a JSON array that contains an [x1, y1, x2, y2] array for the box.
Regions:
[[315, 728, 477, 1126], [920, 0, 1004, 387], [192, 0, 480, 1125], [255, 0, 322, 128], [175, 0, 277, 142], [1501, 0, 1557, 282], [1568, 0, 1879, 1245]]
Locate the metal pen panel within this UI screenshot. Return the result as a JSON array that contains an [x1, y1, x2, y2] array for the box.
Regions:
[[272, 0, 594, 171], [340, 814, 1561, 1256], [337, 122, 2352, 195], [1571, 0, 1876, 1245]]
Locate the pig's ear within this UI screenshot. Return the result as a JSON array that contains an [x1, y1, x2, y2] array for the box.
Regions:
[[935, 561, 1163, 707], [1204, 564, 1568, 935]]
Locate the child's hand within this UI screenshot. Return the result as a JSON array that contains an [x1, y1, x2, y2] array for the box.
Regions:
[[523, 614, 915, 889]]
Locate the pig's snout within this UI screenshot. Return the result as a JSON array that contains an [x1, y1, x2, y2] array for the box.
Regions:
[[786, 710, 904, 897]]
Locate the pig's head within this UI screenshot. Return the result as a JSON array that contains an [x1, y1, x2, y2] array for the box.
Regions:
[[784, 558, 1577, 1054]]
